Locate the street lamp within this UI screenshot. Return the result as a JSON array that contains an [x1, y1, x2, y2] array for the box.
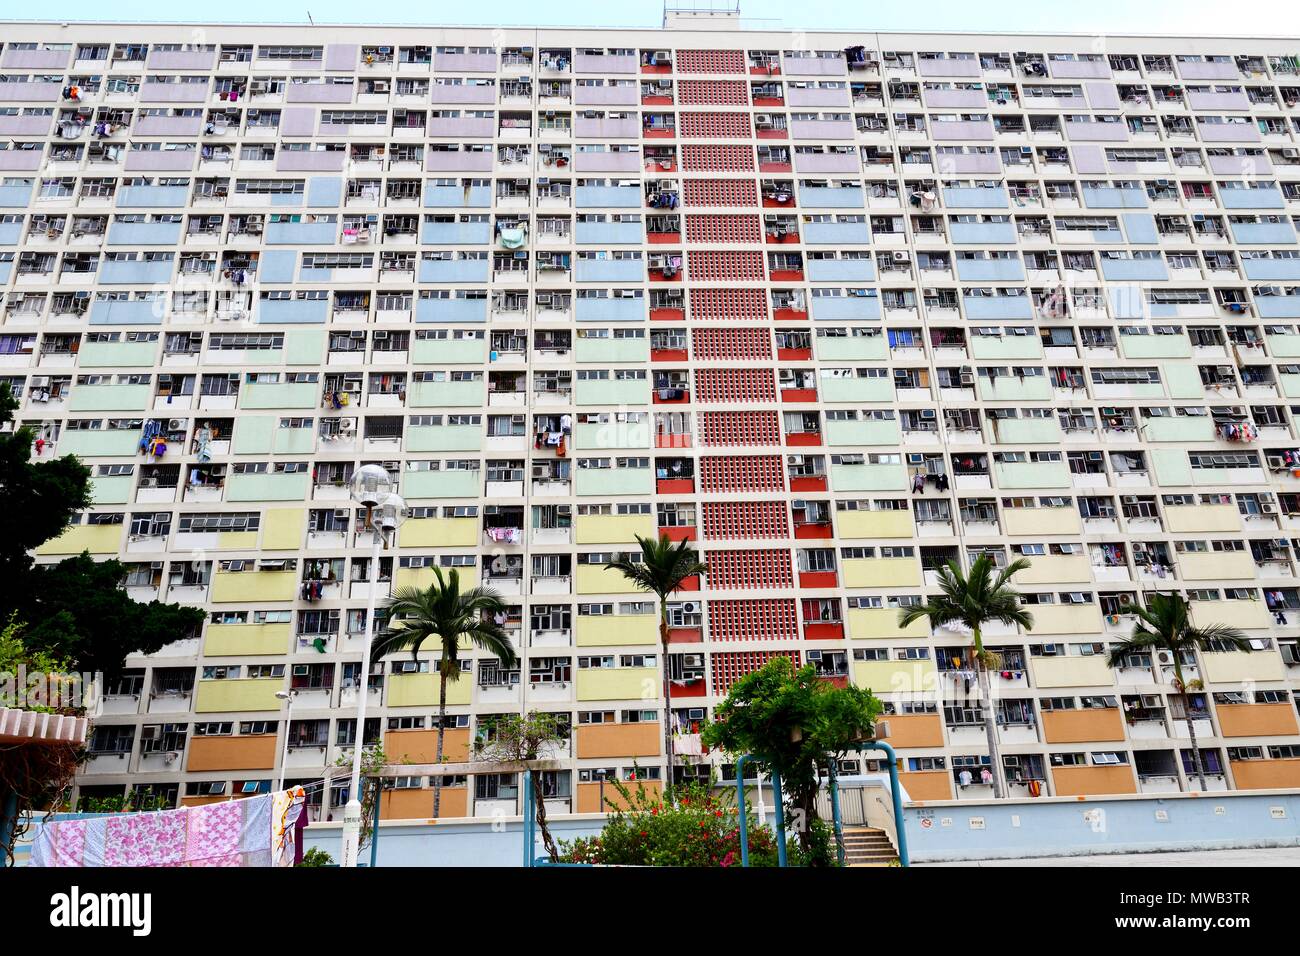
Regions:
[[339, 465, 406, 868], [274, 690, 295, 793]]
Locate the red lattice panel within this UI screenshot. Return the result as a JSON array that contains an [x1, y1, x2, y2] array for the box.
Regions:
[[680, 111, 752, 138], [684, 214, 761, 243], [676, 49, 747, 74], [690, 288, 768, 321], [694, 367, 775, 404], [711, 650, 802, 693], [705, 549, 793, 590], [699, 455, 785, 493], [701, 501, 790, 540], [677, 80, 748, 105], [698, 410, 781, 446], [687, 250, 765, 281], [682, 145, 755, 172], [708, 600, 800, 642], [682, 178, 758, 207], [691, 326, 772, 361]]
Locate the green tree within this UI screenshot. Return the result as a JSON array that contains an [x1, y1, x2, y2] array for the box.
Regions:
[[701, 656, 882, 864], [1106, 592, 1249, 790], [605, 534, 707, 801], [472, 711, 568, 860], [373, 568, 516, 817], [897, 554, 1033, 799]]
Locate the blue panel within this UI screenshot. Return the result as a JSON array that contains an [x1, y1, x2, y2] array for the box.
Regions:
[[1230, 222, 1297, 245], [1243, 259, 1300, 281], [422, 222, 491, 245], [1121, 214, 1158, 244], [799, 187, 864, 208], [1100, 259, 1169, 282], [803, 221, 871, 245], [260, 250, 297, 284], [415, 297, 488, 323], [1107, 285, 1146, 320], [423, 185, 492, 208], [98, 259, 175, 284], [106, 221, 183, 245], [575, 221, 643, 244], [0, 222, 21, 245], [270, 192, 304, 208], [809, 296, 881, 321], [418, 259, 490, 283], [575, 297, 646, 322], [806, 259, 876, 282], [1256, 296, 1300, 318], [1081, 187, 1148, 209], [0, 184, 34, 207], [1220, 187, 1285, 209], [0, 261, 12, 283], [955, 259, 1025, 282], [575, 259, 643, 282], [257, 298, 329, 324], [962, 296, 1034, 320], [950, 222, 1017, 244], [89, 299, 162, 325], [574, 186, 641, 208], [943, 187, 1009, 209], [116, 186, 189, 207], [306, 176, 343, 208], [265, 221, 337, 245]]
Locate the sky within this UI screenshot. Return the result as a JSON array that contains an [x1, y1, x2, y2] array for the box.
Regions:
[[5, 0, 1300, 35]]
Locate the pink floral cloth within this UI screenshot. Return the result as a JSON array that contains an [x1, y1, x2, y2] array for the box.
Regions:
[[30, 788, 305, 868]]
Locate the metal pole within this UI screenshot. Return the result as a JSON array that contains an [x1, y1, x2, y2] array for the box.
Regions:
[[275, 695, 293, 793], [341, 515, 383, 868], [368, 778, 381, 868], [770, 768, 787, 867], [522, 769, 535, 867], [735, 754, 752, 867], [855, 741, 909, 867], [828, 760, 845, 866]]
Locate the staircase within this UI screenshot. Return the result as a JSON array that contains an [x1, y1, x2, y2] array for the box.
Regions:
[[840, 826, 898, 867]]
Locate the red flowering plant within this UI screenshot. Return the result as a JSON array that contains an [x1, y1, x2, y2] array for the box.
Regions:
[[557, 776, 780, 867]]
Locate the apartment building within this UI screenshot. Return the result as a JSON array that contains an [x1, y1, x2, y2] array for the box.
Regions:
[[8, 14, 1300, 819]]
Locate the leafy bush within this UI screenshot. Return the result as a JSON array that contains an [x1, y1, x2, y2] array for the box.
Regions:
[[297, 847, 335, 867], [556, 779, 782, 867]]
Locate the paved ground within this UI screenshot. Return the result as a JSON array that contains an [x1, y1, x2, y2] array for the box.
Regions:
[[918, 846, 1300, 866]]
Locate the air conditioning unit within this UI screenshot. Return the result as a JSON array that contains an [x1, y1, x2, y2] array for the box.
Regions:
[[892, 251, 909, 262], [150, 561, 164, 570], [1157, 650, 1173, 664], [1262, 501, 1279, 514], [372, 81, 390, 93], [373, 330, 389, 340]]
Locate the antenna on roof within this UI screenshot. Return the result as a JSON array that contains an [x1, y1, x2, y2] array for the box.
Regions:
[[307, 10, 315, 25], [663, 0, 743, 30]]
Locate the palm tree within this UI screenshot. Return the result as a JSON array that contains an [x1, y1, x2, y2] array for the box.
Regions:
[[898, 554, 1033, 799], [374, 567, 517, 818], [1106, 592, 1249, 791], [605, 534, 708, 802]]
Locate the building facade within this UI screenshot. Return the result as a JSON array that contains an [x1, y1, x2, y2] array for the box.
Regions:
[[8, 17, 1300, 817]]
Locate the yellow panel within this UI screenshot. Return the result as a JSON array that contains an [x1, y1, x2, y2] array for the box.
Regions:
[[215, 531, 259, 550], [387, 672, 473, 707], [574, 513, 656, 545], [261, 508, 305, 551], [194, 678, 283, 713], [576, 667, 657, 701], [398, 518, 478, 548], [575, 614, 659, 646], [1164, 504, 1241, 534], [836, 510, 914, 539], [847, 607, 930, 640], [1014, 555, 1091, 585], [203, 622, 292, 656], [1029, 656, 1114, 688], [1191, 600, 1273, 630], [851, 658, 937, 695], [1201, 650, 1285, 684], [1003, 508, 1080, 536], [576, 565, 640, 595], [842, 558, 921, 588], [1178, 551, 1257, 581], [394, 567, 437, 591], [210, 570, 298, 603], [1029, 604, 1104, 636], [34, 524, 122, 556]]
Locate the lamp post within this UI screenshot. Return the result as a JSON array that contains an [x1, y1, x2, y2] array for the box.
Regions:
[[274, 689, 294, 793], [340, 464, 406, 868]]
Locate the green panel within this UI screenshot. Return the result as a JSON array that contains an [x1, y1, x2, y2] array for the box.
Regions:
[[994, 461, 1071, 489], [989, 418, 1061, 444], [273, 426, 316, 454], [412, 338, 487, 364], [284, 329, 326, 365], [574, 379, 649, 406], [1120, 335, 1192, 360], [1163, 364, 1204, 399], [406, 425, 482, 452], [409, 381, 484, 407], [232, 416, 275, 455], [401, 470, 480, 498], [78, 341, 159, 367], [225, 472, 312, 502], [239, 382, 318, 410], [1151, 449, 1193, 486], [574, 421, 651, 450], [68, 384, 151, 412], [59, 431, 140, 457], [575, 469, 654, 496], [1281, 374, 1300, 399], [824, 419, 901, 446], [89, 474, 133, 504], [977, 377, 1053, 401], [813, 336, 888, 362], [829, 463, 908, 491], [1266, 334, 1300, 358], [819, 378, 894, 403], [1143, 417, 1215, 442], [969, 337, 1044, 360], [574, 337, 650, 363]]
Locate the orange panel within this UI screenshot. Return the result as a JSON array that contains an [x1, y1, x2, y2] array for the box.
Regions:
[[1042, 709, 1126, 744], [384, 728, 470, 765], [379, 786, 469, 820], [1216, 703, 1300, 738], [885, 714, 946, 748], [1051, 765, 1137, 797], [186, 735, 277, 772], [898, 770, 953, 801], [576, 723, 662, 759], [1229, 758, 1300, 790], [575, 779, 663, 813]]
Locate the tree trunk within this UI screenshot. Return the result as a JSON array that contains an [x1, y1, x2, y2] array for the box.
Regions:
[[660, 600, 675, 806], [432, 669, 448, 818], [972, 628, 1005, 799], [796, 786, 819, 860], [532, 769, 559, 860], [1174, 661, 1207, 791]]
